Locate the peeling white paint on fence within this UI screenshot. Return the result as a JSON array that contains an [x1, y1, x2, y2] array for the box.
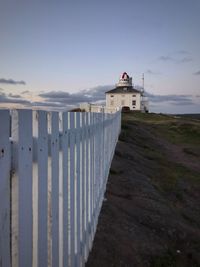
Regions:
[[0, 109, 121, 267]]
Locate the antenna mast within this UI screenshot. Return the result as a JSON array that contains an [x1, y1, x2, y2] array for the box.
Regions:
[[142, 73, 144, 95]]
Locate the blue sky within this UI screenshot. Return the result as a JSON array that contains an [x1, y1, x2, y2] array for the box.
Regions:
[[0, 0, 200, 113]]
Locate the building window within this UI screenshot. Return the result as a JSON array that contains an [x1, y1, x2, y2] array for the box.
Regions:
[[132, 94, 136, 97], [123, 87, 127, 91], [121, 100, 125, 106], [132, 100, 136, 106], [110, 100, 114, 106], [110, 95, 114, 97]]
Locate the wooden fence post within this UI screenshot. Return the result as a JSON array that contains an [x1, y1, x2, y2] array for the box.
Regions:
[[37, 111, 48, 267], [69, 112, 75, 266], [81, 112, 86, 265], [12, 110, 33, 267], [50, 112, 60, 267], [0, 110, 11, 267], [62, 111, 69, 267], [85, 113, 89, 260], [75, 112, 81, 266]]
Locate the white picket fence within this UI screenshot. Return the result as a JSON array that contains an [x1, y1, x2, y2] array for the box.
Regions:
[[0, 109, 121, 267]]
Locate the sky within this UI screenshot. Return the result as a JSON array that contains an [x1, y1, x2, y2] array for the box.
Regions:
[[0, 0, 200, 113]]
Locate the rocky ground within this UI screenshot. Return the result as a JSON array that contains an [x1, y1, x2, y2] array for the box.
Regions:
[[86, 112, 200, 267]]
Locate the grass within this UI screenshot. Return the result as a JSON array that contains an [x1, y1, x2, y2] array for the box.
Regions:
[[121, 112, 200, 194], [122, 111, 200, 145], [151, 162, 200, 194], [120, 112, 200, 266], [150, 249, 178, 267], [156, 122, 200, 145], [122, 112, 175, 124]]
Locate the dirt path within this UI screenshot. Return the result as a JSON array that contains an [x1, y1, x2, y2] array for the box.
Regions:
[[86, 115, 200, 267]]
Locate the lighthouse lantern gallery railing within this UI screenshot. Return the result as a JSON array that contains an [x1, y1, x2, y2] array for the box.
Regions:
[[0, 109, 121, 267]]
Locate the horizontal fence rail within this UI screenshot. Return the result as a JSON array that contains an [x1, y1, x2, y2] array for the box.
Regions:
[[0, 109, 121, 267]]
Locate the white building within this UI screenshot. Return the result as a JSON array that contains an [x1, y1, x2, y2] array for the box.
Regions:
[[105, 72, 149, 112]]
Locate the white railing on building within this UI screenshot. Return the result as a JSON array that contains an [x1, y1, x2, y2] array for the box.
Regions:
[[0, 109, 121, 267]]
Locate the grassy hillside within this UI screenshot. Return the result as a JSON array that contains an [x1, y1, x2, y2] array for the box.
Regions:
[[87, 112, 200, 267], [121, 112, 200, 192]]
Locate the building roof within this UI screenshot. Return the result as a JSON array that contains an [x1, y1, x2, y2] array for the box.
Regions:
[[105, 86, 141, 94]]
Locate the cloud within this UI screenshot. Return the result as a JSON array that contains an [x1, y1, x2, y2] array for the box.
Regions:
[[172, 100, 194, 106], [146, 69, 160, 75], [0, 78, 26, 85], [193, 70, 200, 75], [0, 88, 67, 109], [8, 93, 22, 98], [0, 84, 199, 113], [158, 55, 192, 64], [176, 50, 190, 55], [39, 85, 200, 113], [39, 91, 90, 105], [39, 85, 113, 106], [177, 57, 192, 63], [145, 92, 195, 105], [0, 85, 112, 110], [146, 92, 200, 114], [158, 56, 174, 62], [0, 91, 31, 105], [32, 101, 68, 108]]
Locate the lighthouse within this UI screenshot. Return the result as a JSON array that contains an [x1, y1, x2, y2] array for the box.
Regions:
[[105, 72, 149, 112], [116, 72, 132, 87]]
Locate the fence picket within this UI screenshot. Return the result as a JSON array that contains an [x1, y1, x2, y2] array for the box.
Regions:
[[0, 110, 11, 267], [50, 112, 60, 267], [37, 111, 48, 267], [81, 112, 86, 265], [62, 112, 69, 267], [75, 112, 81, 266], [58, 112, 63, 267], [85, 113, 89, 260], [70, 112, 75, 266], [90, 113, 94, 246], [17, 110, 33, 267]]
